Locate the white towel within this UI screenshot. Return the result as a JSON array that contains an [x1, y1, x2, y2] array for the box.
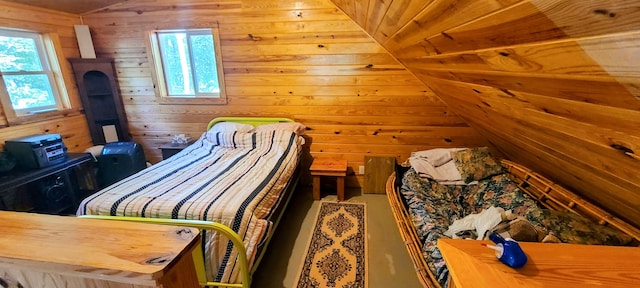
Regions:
[[445, 207, 506, 240], [410, 148, 464, 167], [409, 159, 463, 182], [409, 148, 477, 185]]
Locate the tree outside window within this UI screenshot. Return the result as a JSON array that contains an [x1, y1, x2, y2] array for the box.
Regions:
[[0, 29, 64, 116], [149, 28, 226, 104]]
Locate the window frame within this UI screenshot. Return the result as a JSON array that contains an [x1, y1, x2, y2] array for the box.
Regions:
[[0, 28, 71, 124], [147, 27, 227, 105]]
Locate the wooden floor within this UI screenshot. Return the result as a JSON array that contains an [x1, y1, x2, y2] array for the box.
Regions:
[[252, 185, 422, 288]]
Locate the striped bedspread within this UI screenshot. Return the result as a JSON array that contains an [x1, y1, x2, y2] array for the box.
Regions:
[[77, 129, 303, 283]]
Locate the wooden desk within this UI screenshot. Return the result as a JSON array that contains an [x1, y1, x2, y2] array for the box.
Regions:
[[0, 211, 201, 287], [310, 159, 348, 201], [438, 238, 640, 287]]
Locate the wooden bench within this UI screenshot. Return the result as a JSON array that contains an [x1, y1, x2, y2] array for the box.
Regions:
[[310, 159, 348, 201]]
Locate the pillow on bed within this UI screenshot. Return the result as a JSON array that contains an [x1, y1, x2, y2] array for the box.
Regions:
[[254, 122, 306, 135], [451, 147, 504, 183], [524, 209, 634, 246], [208, 131, 255, 148], [253, 130, 300, 149], [209, 122, 255, 133]]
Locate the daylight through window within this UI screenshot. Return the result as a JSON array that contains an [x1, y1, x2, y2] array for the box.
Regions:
[[150, 28, 226, 103], [0, 28, 65, 117]]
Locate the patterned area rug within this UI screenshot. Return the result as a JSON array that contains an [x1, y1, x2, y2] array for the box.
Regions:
[[295, 201, 367, 288]]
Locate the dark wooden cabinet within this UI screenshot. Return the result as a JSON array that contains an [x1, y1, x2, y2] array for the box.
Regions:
[[69, 58, 130, 145], [0, 153, 93, 214]]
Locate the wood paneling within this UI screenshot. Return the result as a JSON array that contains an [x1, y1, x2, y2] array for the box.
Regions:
[[0, 1, 92, 153], [80, 0, 490, 187], [4, 0, 125, 15], [331, 0, 640, 228]]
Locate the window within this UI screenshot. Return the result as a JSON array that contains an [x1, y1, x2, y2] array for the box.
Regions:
[[148, 28, 226, 104], [0, 28, 69, 121]]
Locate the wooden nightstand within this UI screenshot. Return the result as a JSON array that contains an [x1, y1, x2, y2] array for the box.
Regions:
[[158, 142, 192, 160], [310, 158, 348, 201]]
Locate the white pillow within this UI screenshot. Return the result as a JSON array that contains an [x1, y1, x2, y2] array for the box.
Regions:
[[254, 122, 306, 135], [209, 122, 254, 133]]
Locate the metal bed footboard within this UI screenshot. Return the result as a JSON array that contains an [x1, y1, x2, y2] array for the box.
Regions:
[[78, 215, 251, 288]]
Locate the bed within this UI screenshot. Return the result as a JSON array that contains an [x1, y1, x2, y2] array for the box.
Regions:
[[77, 117, 306, 288], [386, 147, 640, 288]]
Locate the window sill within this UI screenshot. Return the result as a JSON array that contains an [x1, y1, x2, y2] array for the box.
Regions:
[[7, 109, 82, 126]]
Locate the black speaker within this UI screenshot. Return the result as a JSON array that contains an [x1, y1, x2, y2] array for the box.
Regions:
[[33, 174, 72, 214], [97, 142, 146, 188]]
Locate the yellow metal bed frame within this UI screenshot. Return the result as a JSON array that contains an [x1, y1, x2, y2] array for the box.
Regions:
[[79, 215, 248, 287], [206, 116, 294, 131], [80, 117, 298, 288]]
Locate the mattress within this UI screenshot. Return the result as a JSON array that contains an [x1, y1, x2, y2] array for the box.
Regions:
[[77, 129, 303, 283]]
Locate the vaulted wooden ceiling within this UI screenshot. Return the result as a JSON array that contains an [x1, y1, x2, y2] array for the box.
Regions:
[[3, 0, 124, 14], [330, 0, 640, 228]]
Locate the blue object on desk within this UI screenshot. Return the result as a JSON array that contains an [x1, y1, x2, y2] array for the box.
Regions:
[[488, 232, 528, 268]]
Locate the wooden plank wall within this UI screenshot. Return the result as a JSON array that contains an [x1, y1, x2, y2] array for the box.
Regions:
[[80, 0, 491, 187], [331, 0, 640, 227], [0, 1, 92, 152]]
